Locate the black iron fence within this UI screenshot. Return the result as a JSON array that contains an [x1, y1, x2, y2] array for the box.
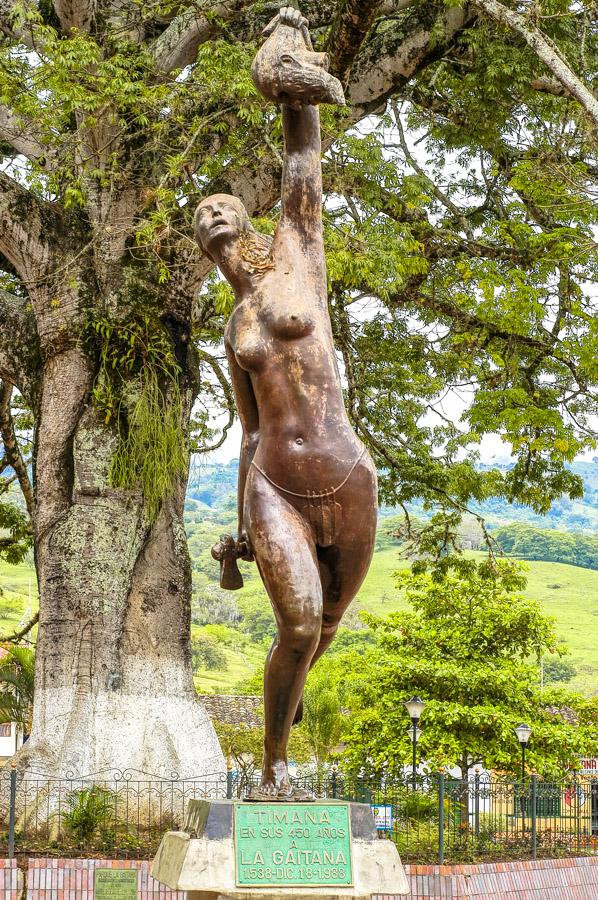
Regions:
[[314, 771, 598, 864], [0, 767, 597, 863]]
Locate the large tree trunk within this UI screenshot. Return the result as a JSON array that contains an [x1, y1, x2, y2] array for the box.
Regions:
[[16, 344, 224, 781]]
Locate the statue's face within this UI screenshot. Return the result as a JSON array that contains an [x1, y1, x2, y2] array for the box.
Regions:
[[195, 194, 248, 258]]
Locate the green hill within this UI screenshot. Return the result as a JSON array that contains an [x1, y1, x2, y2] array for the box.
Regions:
[[3, 545, 596, 697], [192, 547, 598, 695], [354, 549, 598, 697]]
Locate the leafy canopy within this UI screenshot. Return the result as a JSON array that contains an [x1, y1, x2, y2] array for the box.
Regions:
[[337, 560, 598, 777], [0, 1, 596, 548]]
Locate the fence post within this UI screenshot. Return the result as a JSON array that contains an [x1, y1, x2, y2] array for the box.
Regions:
[[474, 773, 480, 837], [531, 775, 538, 859], [8, 763, 16, 859], [438, 773, 445, 865], [575, 776, 582, 852], [226, 768, 234, 800], [331, 767, 337, 800]]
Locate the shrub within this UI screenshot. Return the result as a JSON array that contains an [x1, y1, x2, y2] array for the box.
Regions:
[[61, 787, 116, 844]]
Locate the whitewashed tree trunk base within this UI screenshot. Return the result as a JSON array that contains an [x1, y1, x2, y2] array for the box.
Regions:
[[17, 688, 224, 780]]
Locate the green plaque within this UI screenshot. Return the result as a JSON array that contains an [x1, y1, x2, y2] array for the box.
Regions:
[[94, 868, 138, 898], [235, 802, 353, 887]]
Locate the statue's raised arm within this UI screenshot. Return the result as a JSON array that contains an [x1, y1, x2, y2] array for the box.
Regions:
[[252, 7, 344, 237]]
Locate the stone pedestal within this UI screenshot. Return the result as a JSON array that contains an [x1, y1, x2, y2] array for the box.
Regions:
[[151, 799, 409, 899]]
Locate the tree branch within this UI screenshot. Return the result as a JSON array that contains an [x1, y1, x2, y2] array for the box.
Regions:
[[347, 2, 476, 116], [0, 0, 36, 49], [393, 105, 473, 237], [0, 106, 50, 163], [0, 381, 34, 518], [328, 1, 382, 86], [0, 611, 38, 644], [388, 288, 552, 353], [0, 289, 39, 399], [473, 0, 598, 129], [195, 348, 235, 454], [0, 170, 60, 278], [150, 0, 256, 74], [530, 76, 569, 97]]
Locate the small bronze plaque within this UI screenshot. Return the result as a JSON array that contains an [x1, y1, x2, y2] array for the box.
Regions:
[[94, 868, 138, 898]]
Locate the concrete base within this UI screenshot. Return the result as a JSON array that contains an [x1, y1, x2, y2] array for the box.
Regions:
[[152, 800, 409, 899]]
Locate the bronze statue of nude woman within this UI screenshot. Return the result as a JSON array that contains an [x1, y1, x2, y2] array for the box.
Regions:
[[195, 7, 377, 800]]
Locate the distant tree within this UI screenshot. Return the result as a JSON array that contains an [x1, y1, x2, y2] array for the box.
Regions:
[[191, 584, 240, 627], [237, 595, 276, 644], [215, 721, 265, 794], [337, 560, 597, 779], [543, 656, 577, 684], [495, 523, 598, 571], [300, 671, 343, 772], [191, 634, 228, 673]]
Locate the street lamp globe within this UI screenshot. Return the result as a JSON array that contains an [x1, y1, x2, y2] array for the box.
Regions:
[[404, 696, 425, 723], [407, 726, 422, 744], [515, 724, 532, 745]]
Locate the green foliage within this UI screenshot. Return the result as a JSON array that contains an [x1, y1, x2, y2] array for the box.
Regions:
[[236, 594, 276, 644], [495, 523, 598, 571], [84, 312, 187, 522], [0, 501, 31, 564], [60, 787, 116, 844], [0, 597, 25, 620], [191, 632, 228, 672], [299, 670, 343, 769], [336, 560, 598, 778], [398, 789, 438, 822], [0, 645, 35, 733], [543, 656, 577, 684], [215, 718, 311, 793]]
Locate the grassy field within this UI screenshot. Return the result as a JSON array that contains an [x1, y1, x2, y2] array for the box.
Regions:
[[2, 548, 597, 695], [0, 560, 38, 636], [354, 550, 598, 696]]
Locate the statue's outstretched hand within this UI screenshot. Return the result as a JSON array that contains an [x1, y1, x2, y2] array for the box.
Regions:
[[254, 5, 343, 107], [263, 6, 313, 49]]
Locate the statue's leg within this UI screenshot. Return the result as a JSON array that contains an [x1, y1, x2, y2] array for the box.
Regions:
[[244, 467, 322, 794], [297, 459, 378, 695]]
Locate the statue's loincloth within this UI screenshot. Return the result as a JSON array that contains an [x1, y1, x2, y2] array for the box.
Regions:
[[250, 448, 365, 546]]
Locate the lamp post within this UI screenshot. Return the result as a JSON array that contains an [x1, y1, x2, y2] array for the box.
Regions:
[[515, 724, 532, 831], [405, 696, 425, 790]]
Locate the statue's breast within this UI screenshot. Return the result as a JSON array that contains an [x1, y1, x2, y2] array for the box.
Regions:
[[259, 290, 316, 341], [227, 302, 268, 371]]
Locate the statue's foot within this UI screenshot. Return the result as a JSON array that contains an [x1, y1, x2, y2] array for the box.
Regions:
[[245, 782, 315, 802], [246, 780, 291, 802], [245, 758, 314, 802]]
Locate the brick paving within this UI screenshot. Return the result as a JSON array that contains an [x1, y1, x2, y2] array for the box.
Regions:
[[0, 859, 21, 898], [374, 856, 598, 898], [20, 855, 598, 898], [26, 858, 185, 898]]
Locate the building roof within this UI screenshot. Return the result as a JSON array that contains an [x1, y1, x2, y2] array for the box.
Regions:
[[198, 694, 262, 728]]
